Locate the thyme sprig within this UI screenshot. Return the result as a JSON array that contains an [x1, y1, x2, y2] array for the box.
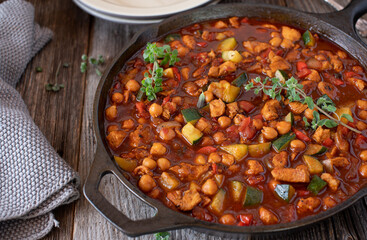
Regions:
[[244, 76, 360, 134], [139, 43, 179, 101]]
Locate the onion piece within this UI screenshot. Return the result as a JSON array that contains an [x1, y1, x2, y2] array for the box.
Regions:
[[306, 57, 322, 70], [322, 159, 334, 173], [156, 121, 181, 133]]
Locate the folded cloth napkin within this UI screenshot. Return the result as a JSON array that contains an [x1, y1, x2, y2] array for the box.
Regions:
[[0, 0, 80, 239]]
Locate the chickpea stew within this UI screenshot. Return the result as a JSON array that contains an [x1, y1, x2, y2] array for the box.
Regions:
[[104, 17, 367, 226]]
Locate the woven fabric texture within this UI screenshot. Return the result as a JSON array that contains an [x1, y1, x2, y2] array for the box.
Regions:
[[0, 0, 80, 239]]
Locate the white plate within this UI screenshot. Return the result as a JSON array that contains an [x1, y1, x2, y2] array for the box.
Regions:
[[74, 0, 163, 24], [78, 0, 216, 19]]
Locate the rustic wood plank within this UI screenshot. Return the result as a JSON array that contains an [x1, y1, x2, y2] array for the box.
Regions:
[[74, 0, 367, 239], [15, 0, 91, 239], [15, 0, 366, 239]]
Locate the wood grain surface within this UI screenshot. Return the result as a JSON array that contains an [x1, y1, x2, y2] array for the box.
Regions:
[[16, 0, 367, 239]]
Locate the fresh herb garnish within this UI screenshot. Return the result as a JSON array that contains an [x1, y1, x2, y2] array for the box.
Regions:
[[35, 67, 43, 72], [80, 54, 105, 76], [244, 76, 360, 134], [155, 232, 170, 240], [45, 62, 65, 92], [45, 83, 64, 92], [139, 43, 180, 101]]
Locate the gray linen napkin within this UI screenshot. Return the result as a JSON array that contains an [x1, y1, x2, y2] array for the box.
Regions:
[[0, 0, 80, 239]]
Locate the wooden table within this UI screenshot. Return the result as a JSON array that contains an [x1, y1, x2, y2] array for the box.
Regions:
[[15, 0, 367, 239]]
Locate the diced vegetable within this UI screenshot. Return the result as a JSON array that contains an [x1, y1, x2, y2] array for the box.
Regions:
[[158, 172, 180, 191], [303, 155, 324, 174], [163, 68, 174, 78], [222, 50, 243, 63], [305, 144, 327, 156], [209, 188, 226, 215], [208, 81, 240, 103], [272, 132, 296, 153], [274, 184, 295, 203], [275, 70, 289, 83], [197, 92, 206, 109], [114, 156, 137, 172], [164, 33, 180, 43], [220, 144, 248, 161], [307, 175, 327, 194], [284, 112, 294, 125], [243, 186, 263, 206], [136, 89, 145, 101], [335, 107, 353, 124], [232, 72, 249, 87], [248, 142, 272, 157], [214, 174, 225, 187], [229, 181, 245, 202], [217, 37, 237, 51], [302, 30, 316, 47], [182, 123, 203, 145], [181, 108, 202, 124]]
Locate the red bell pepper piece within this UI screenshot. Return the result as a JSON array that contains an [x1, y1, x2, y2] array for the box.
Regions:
[[238, 101, 255, 113], [237, 214, 253, 226], [196, 42, 208, 48], [322, 137, 334, 147], [297, 190, 310, 197], [197, 146, 217, 154], [162, 96, 170, 105], [240, 17, 249, 23], [135, 102, 149, 118], [296, 68, 312, 78], [226, 125, 240, 141], [172, 67, 181, 82], [293, 128, 311, 142], [296, 61, 308, 71], [212, 163, 218, 174]]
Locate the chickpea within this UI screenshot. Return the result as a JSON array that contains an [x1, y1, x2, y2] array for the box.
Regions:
[[359, 163, 367, 178], [204, 91, 214, 102], [121, 119, 134, 129], [218, 116, 231, 128], [202, 179, 218, 196], [357, 121, 367, 131], [150, 142, 167, 156], [219, 214, 236, 225], [357, 100, 367, 110], [233, 114, 245, 125], [159, 127, 176, 141], [359, 110, 367, 120], [270, 31, 281, 38], [290, 139, 306, 152], [195, 154, 207, 165], [157, 158, 171, 171], [171, 96, 182, 105], [252, 119, 263, 130], [304, 108, 316, 120], [125, 79, 140, 92], [269, 37, 282, 47], [213, 132, 226, 144], [105, 105, 117, 121], [138, 174, 156, 192], [111, 92, 124, 104], [276, 121, 291, 135], [208, 152, 221, 163], [149, 103, 163, 118], [142, 158, 157, 170], [262, 127, 278, 140], [360, 150, 367, 162]]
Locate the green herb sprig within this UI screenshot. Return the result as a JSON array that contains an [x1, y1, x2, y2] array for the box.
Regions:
[[244, 76, 360, 134], [139, 43, 179, 101], [155, 232, 170, 240], [80, 54, 105, 76], [45, 61, 65, 92]]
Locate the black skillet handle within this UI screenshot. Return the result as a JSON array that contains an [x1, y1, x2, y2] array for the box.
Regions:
[[315, 0, 367, 45], [83, 143, 193, 237]]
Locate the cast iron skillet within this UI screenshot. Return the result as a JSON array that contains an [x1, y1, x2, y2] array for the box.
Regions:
[[84, 0, 367, 237]]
